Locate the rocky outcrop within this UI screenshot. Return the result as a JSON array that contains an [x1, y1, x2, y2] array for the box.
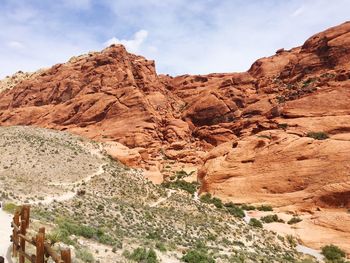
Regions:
[[0, 22, 350, 207], [1, 20, 350, 254]]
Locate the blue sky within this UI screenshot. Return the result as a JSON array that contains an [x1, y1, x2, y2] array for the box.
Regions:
[[0, 0, 349, 78]]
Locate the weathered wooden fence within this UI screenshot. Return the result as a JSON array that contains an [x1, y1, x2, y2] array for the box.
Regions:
[[11, 205, 71, 263]]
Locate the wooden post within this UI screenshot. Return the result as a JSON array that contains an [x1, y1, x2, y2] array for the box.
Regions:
[[36, 232, 45, 263], [39, 227, 45, 234], [19, 220, 27, 263], [12, 211, 20, 257], [61, 249, 71, 263], [21, 205, 30, 229]]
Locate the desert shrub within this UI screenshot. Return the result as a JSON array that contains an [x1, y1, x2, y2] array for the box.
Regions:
[[155, 242, 167, 252], [287, 217, 302, 225], [182, 248, 215, 263], [240, 204, 256, 211], [227, 206, 244, 218], [199, 193, 223, 208], [127, 247, 159, 263], [76, 248, 94, 263], [257, 205, 273, 211], [307, 132, 329, 140], [302, 78, 317, 87], [2, 202, 19, 214], [249, 218, 263, 228], [175, 170, 194, 180], [98, 234, 115, 245], [276, 96, 285, 103], [260, 214, 284, 223], [211, 197, 223, 208], [54, 218, 114, 245], [200, 193, 212, 203], [224, 202, 244, 218], [321, 244, 346, 261], [146, 230, 162, 240], [286, 235, 297, 248], [47, 228, 75, 246], [162, 180, 198, 194], [277, 123, 288, 129]]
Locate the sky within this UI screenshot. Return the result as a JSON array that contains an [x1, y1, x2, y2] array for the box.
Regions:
[[0, 0, 349, 78]]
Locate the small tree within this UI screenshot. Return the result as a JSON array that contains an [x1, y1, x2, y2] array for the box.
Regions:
[[321, 245, 346, 261], [249, 218, 263, 228]]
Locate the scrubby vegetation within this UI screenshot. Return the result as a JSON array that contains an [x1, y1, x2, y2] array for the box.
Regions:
[[199, 193, 223, 208], [249, 218, 263, 228], [257, 205, 273, 211], [307, 132, 329, 140], [76, 248, 94, 263], [1, 127, 310, 263], [241, 204, 256, 211], [261, 214, 284, 224], [287, 217, 302, 225], [124, 247, 158, 263], [224, 202, 245, 218], [162, 180, 199, 194], [2, 202, 19, 214], [182, 243, 215, 263], [321, 245, 346, 262]]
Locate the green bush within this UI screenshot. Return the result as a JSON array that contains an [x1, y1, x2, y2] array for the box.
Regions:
[[182, 248, 215, 263], [155, 242, 167, 252], [76, 248, 94, 263], [199, 193, 223, 208], [287, 217, 302, 225], [249, 218, 263, 228], [302, 78, 317, 87], [260, 214, 284, 223], [175, 170, 194, 180], [257, 205, 273, 211], [53, 218, 114, 245], [200, 193, 212, 203], [127, 247, 159, 263], [224, 202, 245, 218], [211, 197, 223, 208], [2, 202, 20, 214], [47, 228, 76, 246], [146, 230, 162, 240], [307, 132, 329, 140], [240, 204, 256, 211], [286, 235, 297, 248], [162, 180, 198, 194], [321, 245, 346, 261]]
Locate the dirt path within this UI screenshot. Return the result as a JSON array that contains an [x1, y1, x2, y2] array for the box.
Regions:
[[150, 189, 176, 207], [0, 205, 13, 263], [32, 163, 105, 205]]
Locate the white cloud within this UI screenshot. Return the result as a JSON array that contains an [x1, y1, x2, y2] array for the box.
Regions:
[[7, 41, 25, 49], [104, 30, 149, 53], [291, 6, 305, 17]]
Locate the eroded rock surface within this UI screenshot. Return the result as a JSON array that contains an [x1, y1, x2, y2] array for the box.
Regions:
[[1, 21, 350, 254]]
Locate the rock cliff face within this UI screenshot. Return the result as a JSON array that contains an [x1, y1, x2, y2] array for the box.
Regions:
[[0, 22, 350, 251]]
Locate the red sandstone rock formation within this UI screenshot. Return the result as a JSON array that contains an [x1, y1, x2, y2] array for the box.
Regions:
[[1, 21, 350, 218], [1, 20, 350, 254]]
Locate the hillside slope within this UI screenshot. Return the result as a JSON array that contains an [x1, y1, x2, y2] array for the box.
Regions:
[[0, 126, 315, 263]]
